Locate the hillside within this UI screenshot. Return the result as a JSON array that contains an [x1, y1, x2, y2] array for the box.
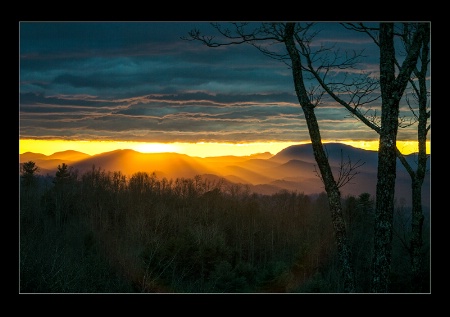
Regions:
[[19, 143, 430, 207]]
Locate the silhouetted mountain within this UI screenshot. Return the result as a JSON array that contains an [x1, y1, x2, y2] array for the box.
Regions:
[[19, 150, 91, 175], [72, 149, 215, 179], [248, 152, 273, 160], [233, 158, 280, 170], [270, 143, 316, 163], [19, 143, 430, 207], [47, 150, 91, 162], [264, 159, 316, 179], [20, 152, 47, 162], [269, 142, 430, 206], [271, 143, 378, 171], [222, 164, 275, 185]]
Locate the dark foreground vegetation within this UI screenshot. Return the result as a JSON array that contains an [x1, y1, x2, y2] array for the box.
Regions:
[[20, 162, 430, 293]]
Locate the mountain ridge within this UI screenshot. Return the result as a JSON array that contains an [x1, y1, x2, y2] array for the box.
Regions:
[[19, 143, 430, 207]]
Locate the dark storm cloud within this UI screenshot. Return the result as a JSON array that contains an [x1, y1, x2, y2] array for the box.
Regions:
[[19, 92, 124, 125], [20, 22, 191, 54], [53, 72, 144, 89], [20, 92, 118, 107], [20, 21, 413, 143], [140, 91, 297, 104]]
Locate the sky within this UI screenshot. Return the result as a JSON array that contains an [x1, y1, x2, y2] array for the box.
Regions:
[[19, 22, 430, 157]]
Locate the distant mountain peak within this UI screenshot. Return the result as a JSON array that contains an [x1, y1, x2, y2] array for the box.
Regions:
[[271, 142, 374, 163], [92, 148, 139, 156], [249, 152, 273, 159], [47, 150, 91, 161], [50, 149, 89, 156]]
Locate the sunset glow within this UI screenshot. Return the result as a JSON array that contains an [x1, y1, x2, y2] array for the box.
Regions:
[[20, 22, 430, 162], [338, 140, 431, 155], [19, 139, 430, 157], [18, 21, 431, 295]]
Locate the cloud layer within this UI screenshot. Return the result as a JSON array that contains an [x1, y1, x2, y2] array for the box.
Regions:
[[20, 22, 424, 144]]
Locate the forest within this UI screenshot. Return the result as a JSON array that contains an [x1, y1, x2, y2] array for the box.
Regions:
[[19, 161, 430, 293]]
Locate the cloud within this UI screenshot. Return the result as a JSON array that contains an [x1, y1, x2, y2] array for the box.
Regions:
[[19, 22, 426, 145]]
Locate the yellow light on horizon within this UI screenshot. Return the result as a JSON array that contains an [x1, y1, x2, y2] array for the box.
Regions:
[[338, 140, 431, 155], [18, 139, 308, 157], [19, 139, 152, 156], [174, 142, 304, 157], [19, 139, 430, 157], [133, 143, 179, 154]]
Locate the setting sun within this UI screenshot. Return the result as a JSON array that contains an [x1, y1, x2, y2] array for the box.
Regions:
[[19, 139, 430, 157], [19, 22, 431, 294], [18, 139, 302, 157], [133, 143, 179, 154]]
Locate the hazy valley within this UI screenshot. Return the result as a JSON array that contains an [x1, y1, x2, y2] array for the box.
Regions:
[[20, 143, 430, 207]]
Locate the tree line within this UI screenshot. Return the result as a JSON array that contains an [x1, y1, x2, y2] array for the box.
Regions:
[[19, 21, 431, 293], [20, 161, 429, 293]]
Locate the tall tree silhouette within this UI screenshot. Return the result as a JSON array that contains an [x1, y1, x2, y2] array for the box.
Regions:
[[53, 163, 78, 226], [185, 21, 428, 292], [404, 24, 430, 291], [295, 22, 427, 291], [185, 22, 365, 292], [335, 22, 429, 291], [20, 161, 40, 217], [21, 161, 39, 188]]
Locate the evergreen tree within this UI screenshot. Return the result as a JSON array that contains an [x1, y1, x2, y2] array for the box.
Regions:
[[21, 161, 39, 187]]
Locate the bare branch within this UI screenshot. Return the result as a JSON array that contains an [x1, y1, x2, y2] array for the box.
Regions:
[[314, 148, 365, 189], [335, 150, 366, 189], [183, 23, 282, 48], [294, 30, 381, 133], [341, 23, 380, 46]]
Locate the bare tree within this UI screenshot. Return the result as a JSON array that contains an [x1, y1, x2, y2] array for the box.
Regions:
[[282, 22, 426, 292], [185, 22, 362, 292], [338, 22, 430, 292], [403, 23, 430, 292], [184, 22, 428, 292]]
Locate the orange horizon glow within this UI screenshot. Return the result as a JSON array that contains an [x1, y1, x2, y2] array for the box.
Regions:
[[19, 139, 431, 157]]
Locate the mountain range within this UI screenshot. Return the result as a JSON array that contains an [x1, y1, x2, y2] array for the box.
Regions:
[[19, 143, 430, 207]]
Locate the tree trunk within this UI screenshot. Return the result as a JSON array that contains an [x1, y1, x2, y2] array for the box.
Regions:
[[371, 23, 398, 293], [284, 23, 355, 292], [410, 176, 425, 291], [410, 23, 430, 292], [372, 22, 425, 292]]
